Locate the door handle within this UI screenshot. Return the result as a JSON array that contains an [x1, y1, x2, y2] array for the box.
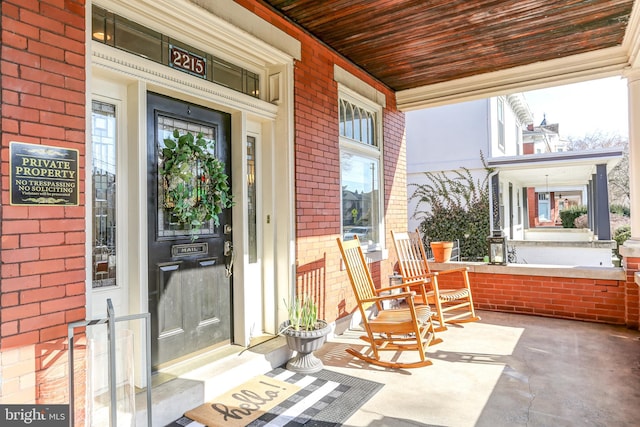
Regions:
[[224, 241, 234, 278]]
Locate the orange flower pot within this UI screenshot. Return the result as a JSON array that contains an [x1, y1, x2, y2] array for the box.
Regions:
[[430, 241, 453, 263]]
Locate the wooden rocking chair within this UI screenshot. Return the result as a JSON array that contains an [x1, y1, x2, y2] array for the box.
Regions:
[[392, 230, 480, 332], [337, 236, 440, 369]]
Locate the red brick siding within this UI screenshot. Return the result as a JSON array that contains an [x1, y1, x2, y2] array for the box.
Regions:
[[435, 271, 628, 324], [523, 142, 534, 155], [235, 0, 406, 322], [1, 0, 86, 404]]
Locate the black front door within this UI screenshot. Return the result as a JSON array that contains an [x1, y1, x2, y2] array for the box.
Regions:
[[147, 92, 232, 368]]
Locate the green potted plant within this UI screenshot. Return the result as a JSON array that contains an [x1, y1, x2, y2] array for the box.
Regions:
[[279, 294, 330, 374], [160, 130, 234, 240]]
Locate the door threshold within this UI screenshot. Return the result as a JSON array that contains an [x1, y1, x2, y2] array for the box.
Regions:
[[151, 341, 238, 388], [246, 333, 279, 350], [150, 334, 283, 388]]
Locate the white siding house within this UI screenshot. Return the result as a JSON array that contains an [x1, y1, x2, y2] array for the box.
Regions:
[[406, 94, 622, 266], [406, 95, 532, 235]]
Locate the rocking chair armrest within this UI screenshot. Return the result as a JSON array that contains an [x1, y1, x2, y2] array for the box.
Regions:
[[432, 266, 469, 276], [396, 279, 431, 298], [401, 276, 433, 287], [362, 290, 416, 304], [374, 282, 418, 294]]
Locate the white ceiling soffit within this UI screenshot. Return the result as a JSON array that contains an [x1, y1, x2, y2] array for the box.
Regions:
[[396, 0, 640, 111], [396, 47, 629, 111]]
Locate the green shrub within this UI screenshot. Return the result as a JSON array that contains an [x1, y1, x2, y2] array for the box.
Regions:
[[610, 204, 630, 217], [411, 152, 493, 260], [559, 205, 588, 228], [613, 225, 631, 258]]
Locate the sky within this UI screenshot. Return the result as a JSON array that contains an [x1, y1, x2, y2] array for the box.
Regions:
[[522, 76, 629, 140]]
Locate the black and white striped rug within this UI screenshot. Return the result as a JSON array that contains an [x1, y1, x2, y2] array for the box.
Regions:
[[167, 368, 383, 427]]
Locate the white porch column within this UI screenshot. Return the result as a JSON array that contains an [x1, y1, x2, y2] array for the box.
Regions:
[[626, 71, 640, 243]]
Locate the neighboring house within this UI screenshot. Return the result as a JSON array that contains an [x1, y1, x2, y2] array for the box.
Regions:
[[523, 118, 567, 154], [407, 94, 532, 233], [407, 94, 621, 247]]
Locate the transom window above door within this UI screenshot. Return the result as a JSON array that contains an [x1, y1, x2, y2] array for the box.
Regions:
[[91, 5, 260, 98]]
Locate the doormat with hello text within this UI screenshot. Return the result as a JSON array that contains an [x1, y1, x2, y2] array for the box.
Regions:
[[168, 367, 383, 426]]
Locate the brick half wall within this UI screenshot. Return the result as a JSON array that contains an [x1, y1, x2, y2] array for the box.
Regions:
[[432, 264, 629, 325]]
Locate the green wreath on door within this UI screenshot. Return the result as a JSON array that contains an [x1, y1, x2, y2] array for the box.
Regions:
[[160, 130, 234, 240]]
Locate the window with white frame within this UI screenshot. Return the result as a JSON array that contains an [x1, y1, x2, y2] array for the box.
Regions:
[[339, 89, 382, 249], [516, 188, 522, 225], [91, 100, 117, 288], [497, 98, 505, 152], [538, 192, 550, 221]]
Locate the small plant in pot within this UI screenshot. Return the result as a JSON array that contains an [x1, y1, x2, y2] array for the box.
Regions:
[[279, 294, 330, 374]]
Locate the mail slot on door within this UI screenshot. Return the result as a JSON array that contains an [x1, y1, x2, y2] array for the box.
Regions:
[[171, 242, 208, 257]]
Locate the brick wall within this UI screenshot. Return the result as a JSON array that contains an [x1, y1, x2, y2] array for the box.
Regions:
[[1, 0, 86, 405], [436, 270, 628, 325], [622, 256, 640, 329], [236, 1, 406, 323]]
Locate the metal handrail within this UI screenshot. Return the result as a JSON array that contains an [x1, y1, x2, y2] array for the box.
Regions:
[[68, 299, 152, 427]]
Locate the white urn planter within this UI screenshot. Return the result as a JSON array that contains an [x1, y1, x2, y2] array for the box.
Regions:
[[279, 320, 330, 374]]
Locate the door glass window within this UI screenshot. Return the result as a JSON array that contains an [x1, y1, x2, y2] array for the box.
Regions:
[[156, 115, 219, 238], [91, 101, 117, 288], [247, 136, 257, 263]]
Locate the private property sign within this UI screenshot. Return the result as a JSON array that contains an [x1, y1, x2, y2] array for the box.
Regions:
[[9, 141, 79, 206]]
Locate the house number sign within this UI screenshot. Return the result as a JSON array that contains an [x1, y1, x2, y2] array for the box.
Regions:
[[169, 44, 206, 79], [9, 141, 79, 206]]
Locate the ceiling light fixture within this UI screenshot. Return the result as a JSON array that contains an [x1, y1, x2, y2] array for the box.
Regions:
[[93, 31, 111, 41]]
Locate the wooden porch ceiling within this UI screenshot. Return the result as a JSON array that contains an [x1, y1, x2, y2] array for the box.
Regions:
[[262, 0, 636, 92]]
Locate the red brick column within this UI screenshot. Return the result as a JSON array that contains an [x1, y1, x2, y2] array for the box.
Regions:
[[621, 255, 640, 330], [1, 0, 86, 405]]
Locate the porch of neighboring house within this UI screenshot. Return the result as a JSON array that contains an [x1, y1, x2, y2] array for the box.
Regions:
[[487, 148, 625, 266]]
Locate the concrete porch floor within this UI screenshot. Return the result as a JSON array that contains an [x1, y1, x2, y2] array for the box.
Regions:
[[319, 311, 640, 426], [144, 310, 640, 426]]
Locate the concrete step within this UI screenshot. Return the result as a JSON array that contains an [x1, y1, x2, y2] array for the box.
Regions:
[[134, 336, 290, 426]]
